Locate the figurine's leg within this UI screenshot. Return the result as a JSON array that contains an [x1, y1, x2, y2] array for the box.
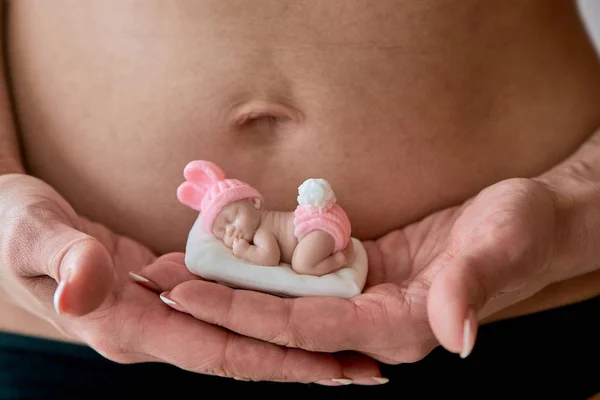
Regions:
[[292, 231, 345, 276], [309, 252, 347, 276]]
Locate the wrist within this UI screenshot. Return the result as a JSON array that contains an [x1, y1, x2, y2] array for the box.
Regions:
[[533, 129, 600, 284]]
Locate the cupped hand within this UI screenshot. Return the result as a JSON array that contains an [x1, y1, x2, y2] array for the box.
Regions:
[[136, 177, 565, 366], [0, 173, 381, 384]]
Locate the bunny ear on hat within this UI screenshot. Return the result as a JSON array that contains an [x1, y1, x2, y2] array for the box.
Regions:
[[177, 160, 227, 212], [183, 160, 226, 184]]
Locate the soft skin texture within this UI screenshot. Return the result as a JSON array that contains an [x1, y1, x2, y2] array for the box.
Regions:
[[2, 0, 600, 386], [210, 198, 351, 276]]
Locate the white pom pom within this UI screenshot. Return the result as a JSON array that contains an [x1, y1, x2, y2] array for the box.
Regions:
[[297, 178, 336, 212]]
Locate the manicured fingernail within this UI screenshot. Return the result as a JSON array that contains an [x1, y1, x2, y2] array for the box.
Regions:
[[129, 272, 161, 293], [372, 377, 389, 384], [461, 309, 477, 358], [315, 378, 353, 386], [53, 268, 72, 314], [159, 292, 177, 306], [159, 291, 188, 313], [332, 378, 353, 385], [352, 377, 389, 385]]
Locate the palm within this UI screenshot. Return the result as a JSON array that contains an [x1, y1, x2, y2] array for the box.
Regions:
[[347, 178, 556, 361], [68, 215, 381, 380], [332, 202, 462, 362], [137, 201, 462, 363], [82, 217, 156, 276]]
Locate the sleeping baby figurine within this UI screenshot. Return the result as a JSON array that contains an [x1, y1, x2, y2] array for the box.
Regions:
[[176, 160, 368, 298]]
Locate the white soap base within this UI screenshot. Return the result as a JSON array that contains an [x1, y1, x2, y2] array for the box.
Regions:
[[183, 215, 368, 298]]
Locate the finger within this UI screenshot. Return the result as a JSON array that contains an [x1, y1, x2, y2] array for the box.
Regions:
[[427, 226, 553, 359], [158, 279, 376, 353], [154, 252, 186, 264], [130, 252, 200, 293], [325, 352, 388, 386], [132, 294, 363, 383], [3, 196, 115, 317], [426, 252, 484, 359], [52, 239, 116, 316]]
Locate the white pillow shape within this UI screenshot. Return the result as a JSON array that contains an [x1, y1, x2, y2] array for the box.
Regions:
[[183, 215, 369, 298]]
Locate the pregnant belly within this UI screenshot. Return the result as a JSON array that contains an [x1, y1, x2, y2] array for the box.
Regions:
[[3, 0, 600, 343], [8, 0, 600, 255]]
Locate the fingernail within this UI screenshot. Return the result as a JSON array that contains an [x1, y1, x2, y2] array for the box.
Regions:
[[159, 292, 188, 313], [129, 272, 161, 293], [315, 378, 353, 386], [233, 376, 250, 381], [53, 268, 72, 314], [352, 377, 389, 385], [159, 292, 177, 306], [460, 309, 477, 358], [372, 377, 389, 384], [332, 378, 353, 385]]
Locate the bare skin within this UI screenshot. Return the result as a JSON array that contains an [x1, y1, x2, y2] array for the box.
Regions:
[[211, 198, 350, 276], [2, 0, 600, 364], [290, 231, 349, 276]]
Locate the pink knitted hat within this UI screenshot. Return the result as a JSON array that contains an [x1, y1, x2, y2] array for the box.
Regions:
[[176, 160, 263, 233]]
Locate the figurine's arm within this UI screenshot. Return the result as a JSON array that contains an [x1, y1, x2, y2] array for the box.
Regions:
[[232, 229, 281, 266]]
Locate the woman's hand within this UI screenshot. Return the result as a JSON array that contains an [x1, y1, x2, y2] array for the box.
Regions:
[[0, 173, 382, 384], [138, 128, 600, 373], [137, 174, 596, 365]]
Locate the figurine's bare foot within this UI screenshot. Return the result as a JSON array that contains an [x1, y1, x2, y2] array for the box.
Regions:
[[304, 251, 348, 276], [292, 231, 345, 276]]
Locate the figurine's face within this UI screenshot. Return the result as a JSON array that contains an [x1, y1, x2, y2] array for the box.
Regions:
[[212, 197, 262, 248]]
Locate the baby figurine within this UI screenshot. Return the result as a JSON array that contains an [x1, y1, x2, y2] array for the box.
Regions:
[[176, 160, 353, 276]]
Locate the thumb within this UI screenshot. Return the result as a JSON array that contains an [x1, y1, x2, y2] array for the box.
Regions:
[[426, 251, 488, 359], [2, 176, 116, 317], [51, 234, 116, 316], [426, 181, 558, 358], [426, 238, 551, 359]]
